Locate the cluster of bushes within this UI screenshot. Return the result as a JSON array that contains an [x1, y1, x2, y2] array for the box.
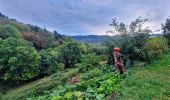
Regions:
[[0, 23, 107, 84], [0, 24, 85, 83]]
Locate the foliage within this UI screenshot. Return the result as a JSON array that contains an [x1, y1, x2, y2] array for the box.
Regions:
[[0, 37, 40, 81], [88, 47, 107, 56], [39, 48, 60, 75], [22, 32, 46, 49], [78, 43, 89, 54], [0, 24, 22, 39], [1, 68, 80, 100], [58, 42, 82, 67], [142, 43, 163, 62], [0, 12, 8, 18], [141, 37, 168, 62], [97, 64, 116, 73], [106, 17, 151, 61], [81, 54, 103, 67], [22, 31, 56, 49], [80, 68, 103, 80], [32, 72, 122, 100], [162, 17, 170, 45], [147, 37, 168, 53], [120, 53, 170, 100], [22, 25, 59, 49], [78, 54, 103, 72]]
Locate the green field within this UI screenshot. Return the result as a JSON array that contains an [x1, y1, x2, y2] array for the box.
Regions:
[[121, 53, 170, 100]]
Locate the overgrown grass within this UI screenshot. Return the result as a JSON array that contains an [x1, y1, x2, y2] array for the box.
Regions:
[[0, 68, 80, 100], [120, 53, 170, 100]]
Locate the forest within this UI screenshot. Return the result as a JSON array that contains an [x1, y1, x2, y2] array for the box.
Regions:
[[0, 11, 169, 100]]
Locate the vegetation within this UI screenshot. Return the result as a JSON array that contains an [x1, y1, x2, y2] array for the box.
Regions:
[[58, 42, 82, 67], [121, 53, 170, 100], [162, 17, 170, 45], [106, 17, 151, 62], [0, 24, 22, 39], [0, 37, 40, 81], [0, 13, 169, 100]]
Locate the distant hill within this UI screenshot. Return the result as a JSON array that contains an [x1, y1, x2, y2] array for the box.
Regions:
[[72, 34, 162, 44], [72, 35, 114, 44]]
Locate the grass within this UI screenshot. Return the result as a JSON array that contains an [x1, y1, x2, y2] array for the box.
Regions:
[[1, 54, 170, 100], [120, 53, 170, 100], [0, 68, 80, 100]]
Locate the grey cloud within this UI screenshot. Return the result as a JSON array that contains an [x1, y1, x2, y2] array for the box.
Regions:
[[0, 0, 170, 35]]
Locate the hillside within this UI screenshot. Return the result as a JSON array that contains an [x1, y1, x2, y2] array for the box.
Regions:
[[72, 34, 162, 44], [0, 13, 65, 49], [72, 35, 114, 44]]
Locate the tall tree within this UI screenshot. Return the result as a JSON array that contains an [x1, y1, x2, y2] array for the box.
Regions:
[[106, 17, 151, 60], [162, 17, 170, 45]]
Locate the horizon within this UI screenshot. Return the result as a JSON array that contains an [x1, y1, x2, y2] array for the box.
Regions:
[[0, 0, 169, 35]]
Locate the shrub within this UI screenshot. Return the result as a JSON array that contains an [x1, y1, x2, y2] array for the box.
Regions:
[[81, 54, 103, 67], [97, 64, 116, 73], [0, 24, 22, 39], [22, 28, 57, 49], [0, 37, 40, 81], [58, 42, 82, 67], [142, 43, 163, 62], [162, 17, 170, 45], [77, 54, 103, 72], [147, 37, 168, 53], [22, 32, 46, 49], [39, 49, 59, 75]]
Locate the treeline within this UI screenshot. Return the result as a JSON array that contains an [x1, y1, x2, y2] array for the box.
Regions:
[[0, 13, 105, 84]]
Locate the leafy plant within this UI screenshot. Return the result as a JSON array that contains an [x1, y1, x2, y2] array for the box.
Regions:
[[58, 42, 82, 67], [0, 37, 40, 81], [39, 48, 60, 75], [0, 24, 22, 39]]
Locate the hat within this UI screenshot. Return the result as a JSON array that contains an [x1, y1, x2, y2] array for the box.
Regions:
[[113, 47, 120, 51]]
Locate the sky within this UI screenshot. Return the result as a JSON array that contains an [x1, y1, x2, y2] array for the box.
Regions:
[[0, 0, 170, 36]]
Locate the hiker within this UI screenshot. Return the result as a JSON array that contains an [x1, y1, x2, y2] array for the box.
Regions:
[[113, 47, 125, 74]]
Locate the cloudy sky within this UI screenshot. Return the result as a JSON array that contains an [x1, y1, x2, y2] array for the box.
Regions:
[[0, 0, 170, 35]]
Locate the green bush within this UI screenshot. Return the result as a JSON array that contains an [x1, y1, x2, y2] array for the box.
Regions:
[[162, 17, 170, 45], [81, 54, 103, 67], [39, 48, 59, 75], [81, 68, 103, 80], [0, 37, 40, 81], [142, 43, 163, 62], [77, 54, 103, 72], [147, 37, 168, 53], [97, 64, 116, 73], [140, 37, 168, 62], [58, 42, 82, 67], [0, 24, 22, 39]]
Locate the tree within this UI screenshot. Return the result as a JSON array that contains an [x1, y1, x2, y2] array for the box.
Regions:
[[0, 12, 8, 18], [106, 17, 151, 61], [39, 48, 59, 75], [58, 42, 82, 67], [162, 17, 170, 45], [0, 24, 22, 39], [0, 37, 40, 81]]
